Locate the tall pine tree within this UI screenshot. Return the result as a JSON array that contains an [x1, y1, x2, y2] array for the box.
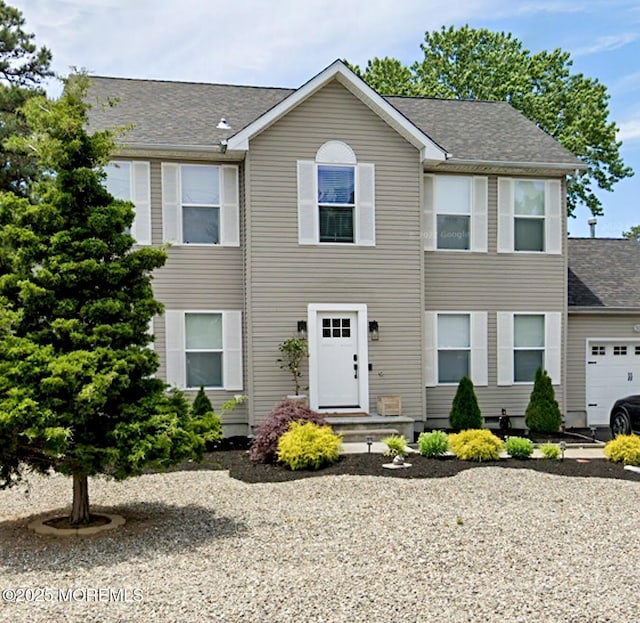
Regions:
[[0, 74, 217, 526]]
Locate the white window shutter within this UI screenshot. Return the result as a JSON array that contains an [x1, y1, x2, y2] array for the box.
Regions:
[[220, 165, 240, 247], [424, 311, 437, 387], [496, 312, 514, 386], [545, 312, 562, 385], [165, 310, 185, 389], [545, 180, 562, 255], [356, 163, 375, 246], [497, 178, 514, 253], [470, 312, 488, 386], [131, 161, 151, 245], [423, 175, 435, 251], [162, 163, 181, 244], [223, 310, 243, 390], [297, 161, 317, 244], [471, 177, 488, 253]]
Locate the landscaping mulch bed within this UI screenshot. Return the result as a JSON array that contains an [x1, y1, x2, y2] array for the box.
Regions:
[[169, 450, 639, 484]]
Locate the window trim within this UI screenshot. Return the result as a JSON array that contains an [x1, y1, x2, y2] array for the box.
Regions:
[[297, 141, 375, 247], [164, 309, 243, 391], [161, 163, 239, 247], [423, 175, 488, 253], [425, 311, 488, 387], [496, 311, 562, 386], [497, 178, 562, 255], [513, 313, 545, 385], [104, 160, 151, 245], [180, 164, 221, 246], [317, 163, 356, 244]]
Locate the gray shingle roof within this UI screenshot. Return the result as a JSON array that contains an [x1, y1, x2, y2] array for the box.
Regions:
[[86, 75, 582, 167], [568, 238, 640, 308]]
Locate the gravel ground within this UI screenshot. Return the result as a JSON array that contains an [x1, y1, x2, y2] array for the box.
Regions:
[[1, 466, 639, 623]]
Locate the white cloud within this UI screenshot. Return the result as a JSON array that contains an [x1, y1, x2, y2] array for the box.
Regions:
[[573, 32, 639, 57], [618, 117, 640, 143]]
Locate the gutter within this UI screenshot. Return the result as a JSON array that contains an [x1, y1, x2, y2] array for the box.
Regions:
[[439, 158, 587, 173], [569, 307, 640, 314]]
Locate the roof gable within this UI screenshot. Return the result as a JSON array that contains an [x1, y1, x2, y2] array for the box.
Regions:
[[226, 59, 447, 162]]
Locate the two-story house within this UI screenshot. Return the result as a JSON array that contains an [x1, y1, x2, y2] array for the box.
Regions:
[[88, 60, 587, 438]]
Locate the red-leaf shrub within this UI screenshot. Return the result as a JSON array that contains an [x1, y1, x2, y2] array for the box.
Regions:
[[249, 399, 326, 463]]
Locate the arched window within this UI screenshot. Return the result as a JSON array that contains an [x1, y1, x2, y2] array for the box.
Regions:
[[297, 141, 375, 246]]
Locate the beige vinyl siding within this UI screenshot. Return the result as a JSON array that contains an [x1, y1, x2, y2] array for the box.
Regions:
[[566, 313, 640, 423], [246, 80, 424, 427], [425, 175, 567, 426], [146, 160, 247, 428]]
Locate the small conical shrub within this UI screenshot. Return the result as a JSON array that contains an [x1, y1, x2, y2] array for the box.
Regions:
[[191, 385, 214, 416], [524, 367, 561, 433], [449, 376, 482, 431]]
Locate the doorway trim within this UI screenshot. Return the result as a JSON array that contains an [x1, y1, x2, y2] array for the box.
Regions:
[[308, 303, 369, 413]]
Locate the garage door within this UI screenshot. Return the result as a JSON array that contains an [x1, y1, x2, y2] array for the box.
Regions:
[[586, 341, 640, 426]]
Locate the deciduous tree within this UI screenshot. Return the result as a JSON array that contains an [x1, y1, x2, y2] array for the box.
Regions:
[[349, 25, 632, 217]]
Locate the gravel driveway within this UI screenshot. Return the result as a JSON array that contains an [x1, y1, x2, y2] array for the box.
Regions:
[[1, 468, 639, 622]]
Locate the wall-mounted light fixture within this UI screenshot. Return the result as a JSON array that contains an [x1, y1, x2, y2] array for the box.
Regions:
[[297, 320, 307, 339], [368, 320, 379, 341]]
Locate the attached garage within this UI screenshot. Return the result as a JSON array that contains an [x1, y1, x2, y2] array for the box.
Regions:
[[566, 238, 640, 428], [585, 340, 640, 426]]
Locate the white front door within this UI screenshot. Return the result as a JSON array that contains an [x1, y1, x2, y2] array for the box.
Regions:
[[586, 341, 640, 425], [317, 312, 360, 409]]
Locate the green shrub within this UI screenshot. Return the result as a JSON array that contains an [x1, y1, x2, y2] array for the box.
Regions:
[[540, 443, 561, 460], [276, 421, 342, 470], [189, 386, 223, 446], [505, 436, 534, 459], [604, 434, 640, 466], [417, 430, 449, 457], [382, 434, 409, 458], [449, 429, 503, 462], [524, 367, 561, 433], [449, 376, 482, 431]]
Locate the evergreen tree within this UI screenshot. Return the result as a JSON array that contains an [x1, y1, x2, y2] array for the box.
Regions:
[[0, 1, 53, 194], [525, 367, 562, 433], [449, 376, 482, 431], [0, 74, 218, 526]]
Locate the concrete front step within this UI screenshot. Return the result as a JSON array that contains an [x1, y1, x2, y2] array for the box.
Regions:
[[325, 414, 414, 442]]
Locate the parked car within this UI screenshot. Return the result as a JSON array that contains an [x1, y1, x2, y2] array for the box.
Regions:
[[610, 395, 640, 436]]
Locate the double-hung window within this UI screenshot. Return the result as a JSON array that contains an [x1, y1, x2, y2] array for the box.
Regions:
[[423, 175, 487, 252], [318, 165, 355, 243], [103, 160, 151, 245], [498, 178, 562, 254], [425, 311, 488, 387], [181, 165, 220, 244], [437, 314, 470, 383], [496, 312, 561, 385], [185, 313, 223, 388], [514, 180, 545, 252], [164, 310, 243, 391], [513, 314, 545, 383], [161, 163, 239, 247], [298, 140, 375, 246]]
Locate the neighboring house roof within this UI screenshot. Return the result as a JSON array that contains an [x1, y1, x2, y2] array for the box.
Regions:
[[86, 60, 584, 169], [568, 238, 640, 308]]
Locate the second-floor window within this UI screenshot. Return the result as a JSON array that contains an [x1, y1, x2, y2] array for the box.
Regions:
[[318, 165, 355, 243], [423, 175, 488, 252], [104, 160, 151, 245], [161, 163, 239, 247], [498, 178, 562, 254], [298, 140, 375, 246]]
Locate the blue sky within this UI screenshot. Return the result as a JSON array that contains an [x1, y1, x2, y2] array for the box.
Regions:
[[14, 0, 640, 237]]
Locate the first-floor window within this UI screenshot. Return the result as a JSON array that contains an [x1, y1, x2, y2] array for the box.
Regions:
[[437, 314, 470, 383], [185, 313, 223, 388], [513, 314, 544, 383]]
